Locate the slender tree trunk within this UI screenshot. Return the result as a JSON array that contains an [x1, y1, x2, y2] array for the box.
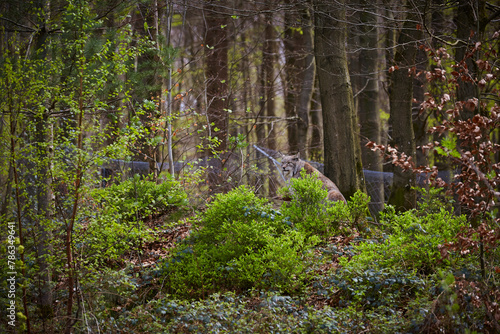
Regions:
[[33, 3, 53, 326], [454, 0, 485, 119], [240, 31, 253, 186], [35, 112, 54, 325], [314, 0, 365, 199], [357, 0, 384, 214], [430, 0, 452, 186], [284, 8, 299, 153], [204, 0, 229, 151], [256, 33, 267, 193], [381, 0, 394, 151], [284, 3, 315, 157], [263, 11, 278, 195], [387, 0, 424, 210], [65, 61, 86, 334], [8, 79, 32, 334], [454, 0, 487, 219], [204, 0, 229, 189], [413, 47, 428, 168], [296, 8, 315, 158], [309, 80, 322, 161], [162, 0, 175, 177]]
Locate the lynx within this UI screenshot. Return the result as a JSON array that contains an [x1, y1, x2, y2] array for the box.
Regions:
[[281, 153, 347, 203]]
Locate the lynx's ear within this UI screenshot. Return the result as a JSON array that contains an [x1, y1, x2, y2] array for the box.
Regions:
[[292, 152, 300, 161], [277, 151, 284, 158]]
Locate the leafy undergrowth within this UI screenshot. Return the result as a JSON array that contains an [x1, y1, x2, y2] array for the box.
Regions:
[[75, 175, 499, 333]]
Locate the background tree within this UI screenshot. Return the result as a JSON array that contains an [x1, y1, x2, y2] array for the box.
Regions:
[[314, 0, 365, 199], [259, 8, 279, 195], [387, 0, 425, 210], [202, 0, 238, 192], [351, 0, 384, 214], [283, 1, 315, 158]]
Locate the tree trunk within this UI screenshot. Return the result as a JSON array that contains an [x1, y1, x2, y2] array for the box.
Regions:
[[284, 7, 299, 153], [454, 0, 485, 119], [35, 112, 54, 324], [283, 3, 314, 158], [308, 79, 322, 162], [413, 47, 429, 168], [296, 8, 315, 158], [314, 0, 365, 199], [33, 4, 53, 326], [256, 29, 268, 194], [263, 11, 278, 196], [162, 0, 175, 177], [357, 0, 384, 214], [387, 0, 424, 211], [204, 0, 229, 189]]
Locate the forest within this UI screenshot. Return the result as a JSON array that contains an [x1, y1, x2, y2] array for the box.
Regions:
[[0, 0, 499, 332]]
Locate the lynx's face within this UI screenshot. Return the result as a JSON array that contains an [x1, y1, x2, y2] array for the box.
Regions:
[[281, 153, 301, 179]]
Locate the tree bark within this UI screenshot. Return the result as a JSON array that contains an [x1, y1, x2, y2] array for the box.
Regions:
[[309, 78, 322, 161], [387, 0, 424, 211], [454, 0, 485, 119], [162, 0, 175, 177], [357, 0, 384, 214], [35, 112, 53, 325], [296, 8, 315, 158], [284, 7, 299, 153], [284, 2, 314, 158], [33, 3, 53, 326], [204, 0, 229, 188], [263, 11, 278, 195], [313, 0, 365, 199]]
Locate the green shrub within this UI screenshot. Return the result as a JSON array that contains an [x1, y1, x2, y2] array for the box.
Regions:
[[93, 173, 188, 221], [230, 230, 319, 291], [340, 205, 467, 274], [78, 174, 187, 263], [77, 215, 151, 263], [280, 171, 350, 236], [198, 185, 285, 242], [160, 186, 317, 296]]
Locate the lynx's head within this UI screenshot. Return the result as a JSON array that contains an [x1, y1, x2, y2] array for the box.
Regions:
[[281, 153, 303, 179]]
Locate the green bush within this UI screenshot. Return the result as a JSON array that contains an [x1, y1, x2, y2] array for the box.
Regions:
[[230, 230, 318, 291], [340, 204, 467, 274], [160, 186, 318, 297], [280, 171, 350, 236], [78, 174, 187, 263], [93, 174, 188, 221], [199, 185, 285, 242]]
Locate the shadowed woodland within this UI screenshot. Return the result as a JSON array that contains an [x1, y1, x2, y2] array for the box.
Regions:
[[1, 0, 499, 332]]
